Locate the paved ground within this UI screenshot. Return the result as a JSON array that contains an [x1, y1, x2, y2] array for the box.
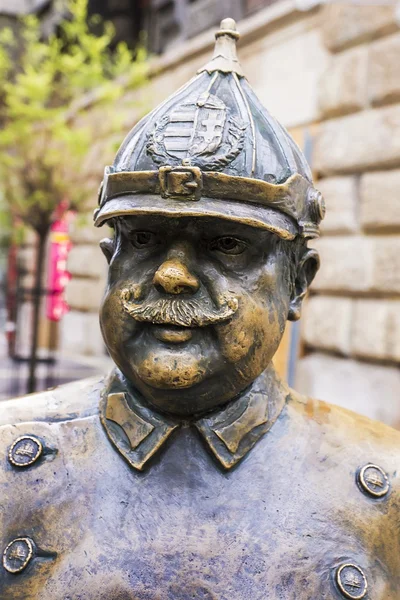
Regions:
[[0, 351, 111, 402]]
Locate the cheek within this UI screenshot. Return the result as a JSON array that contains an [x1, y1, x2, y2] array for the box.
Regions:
[[215, 297, 258, 364], [99, 282, 142, 349], [215, 265, 289, 366], [216, 296, 283, 364]]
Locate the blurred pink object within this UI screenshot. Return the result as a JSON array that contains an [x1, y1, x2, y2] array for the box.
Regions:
[[46, 214, 73, 322]]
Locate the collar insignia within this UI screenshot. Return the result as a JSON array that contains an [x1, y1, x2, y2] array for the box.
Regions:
[[100, 390, 178, 471], [195, 390, 268, 469]]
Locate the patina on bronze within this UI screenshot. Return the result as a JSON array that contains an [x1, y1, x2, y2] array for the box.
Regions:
[[1, 18, 400, 600]]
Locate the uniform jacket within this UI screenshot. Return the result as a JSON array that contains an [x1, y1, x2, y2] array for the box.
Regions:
[[0, 371, 399, 600]]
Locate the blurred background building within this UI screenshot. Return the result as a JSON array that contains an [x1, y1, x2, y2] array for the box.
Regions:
[[1, 0, 400, 429]]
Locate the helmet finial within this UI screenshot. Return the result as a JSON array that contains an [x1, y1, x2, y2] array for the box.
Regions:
[[197, 17, 244, 77], [216, 18, 240, 40]]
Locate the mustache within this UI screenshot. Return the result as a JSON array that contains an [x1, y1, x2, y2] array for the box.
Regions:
[[120, 289, 238, 328]]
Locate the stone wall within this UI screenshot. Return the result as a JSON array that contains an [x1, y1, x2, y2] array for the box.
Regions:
[[296, 4, 400, 427], [62, 1, 400, 427]]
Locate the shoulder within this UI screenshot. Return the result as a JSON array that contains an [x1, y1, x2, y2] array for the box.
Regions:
[[0, 376, 106, 486], [0, 377, 109, 555], [0, 376, 104, 428], [287, 388, 400, 465]]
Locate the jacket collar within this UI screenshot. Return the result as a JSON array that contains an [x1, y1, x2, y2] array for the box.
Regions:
[[100, 367, 288, 471]]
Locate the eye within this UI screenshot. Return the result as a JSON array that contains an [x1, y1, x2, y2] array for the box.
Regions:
[[130, 231, 158, 249], [209, 236, 248, 255]]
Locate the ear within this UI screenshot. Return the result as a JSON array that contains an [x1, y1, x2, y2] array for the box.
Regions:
[[288, 248, 320, 322], [99, 238, 114, 264]]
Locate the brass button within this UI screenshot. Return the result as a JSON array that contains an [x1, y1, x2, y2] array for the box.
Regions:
[[8, 435, 43, 468], [3, 538, 35, 574], [336, 564, 368, 599], [358, 463, 390, 498]]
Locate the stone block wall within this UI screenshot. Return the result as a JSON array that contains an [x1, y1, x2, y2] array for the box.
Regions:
[[296, 5, 400, 427]]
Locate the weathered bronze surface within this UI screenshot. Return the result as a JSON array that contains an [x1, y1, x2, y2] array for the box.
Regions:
[[1, 17, 400, 600]]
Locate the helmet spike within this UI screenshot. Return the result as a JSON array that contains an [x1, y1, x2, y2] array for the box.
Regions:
[[197, 18, 244, 77], [216, 18, 240, 40]]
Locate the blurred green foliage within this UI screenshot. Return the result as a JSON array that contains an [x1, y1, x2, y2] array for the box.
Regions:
[[0, 0, 147, 239]]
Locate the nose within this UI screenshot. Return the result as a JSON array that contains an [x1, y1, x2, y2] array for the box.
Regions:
[[153, 258, 200, 295]]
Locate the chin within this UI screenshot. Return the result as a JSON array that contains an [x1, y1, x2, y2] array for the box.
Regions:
[[135, 352, 208, 390], [115, 348, 231, 417], [107, 325, 275, 416], [121, 327, 222, 389]]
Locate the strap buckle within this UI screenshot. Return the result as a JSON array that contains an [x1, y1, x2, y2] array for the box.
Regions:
[[159, 163, 202, 201]]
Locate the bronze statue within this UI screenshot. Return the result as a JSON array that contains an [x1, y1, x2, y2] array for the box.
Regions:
[[1, 19, 399, 600]]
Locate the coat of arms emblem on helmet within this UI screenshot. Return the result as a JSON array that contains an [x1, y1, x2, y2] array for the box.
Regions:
[[146, 92, 246, 171]]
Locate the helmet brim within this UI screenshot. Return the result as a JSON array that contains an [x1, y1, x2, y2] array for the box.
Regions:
[[94, 194, 298, 240]]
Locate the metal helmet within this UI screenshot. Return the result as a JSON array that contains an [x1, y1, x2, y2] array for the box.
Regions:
[[94, 18, 325, 240]]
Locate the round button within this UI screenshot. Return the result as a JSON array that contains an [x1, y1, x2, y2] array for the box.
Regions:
[[358, 463, 390, 498], [336, 564, 368, 599], [8, 435, 43, 468], [3, 538, 34, 574]]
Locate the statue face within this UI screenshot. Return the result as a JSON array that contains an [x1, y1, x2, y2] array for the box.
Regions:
[[100, 214, 316, 417]]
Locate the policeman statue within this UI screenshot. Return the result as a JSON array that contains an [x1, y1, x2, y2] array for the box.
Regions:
[[1, 19, 399, 600]]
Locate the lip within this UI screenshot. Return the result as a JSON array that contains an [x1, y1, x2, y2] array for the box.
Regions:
[[152, 325, 194, 344]]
